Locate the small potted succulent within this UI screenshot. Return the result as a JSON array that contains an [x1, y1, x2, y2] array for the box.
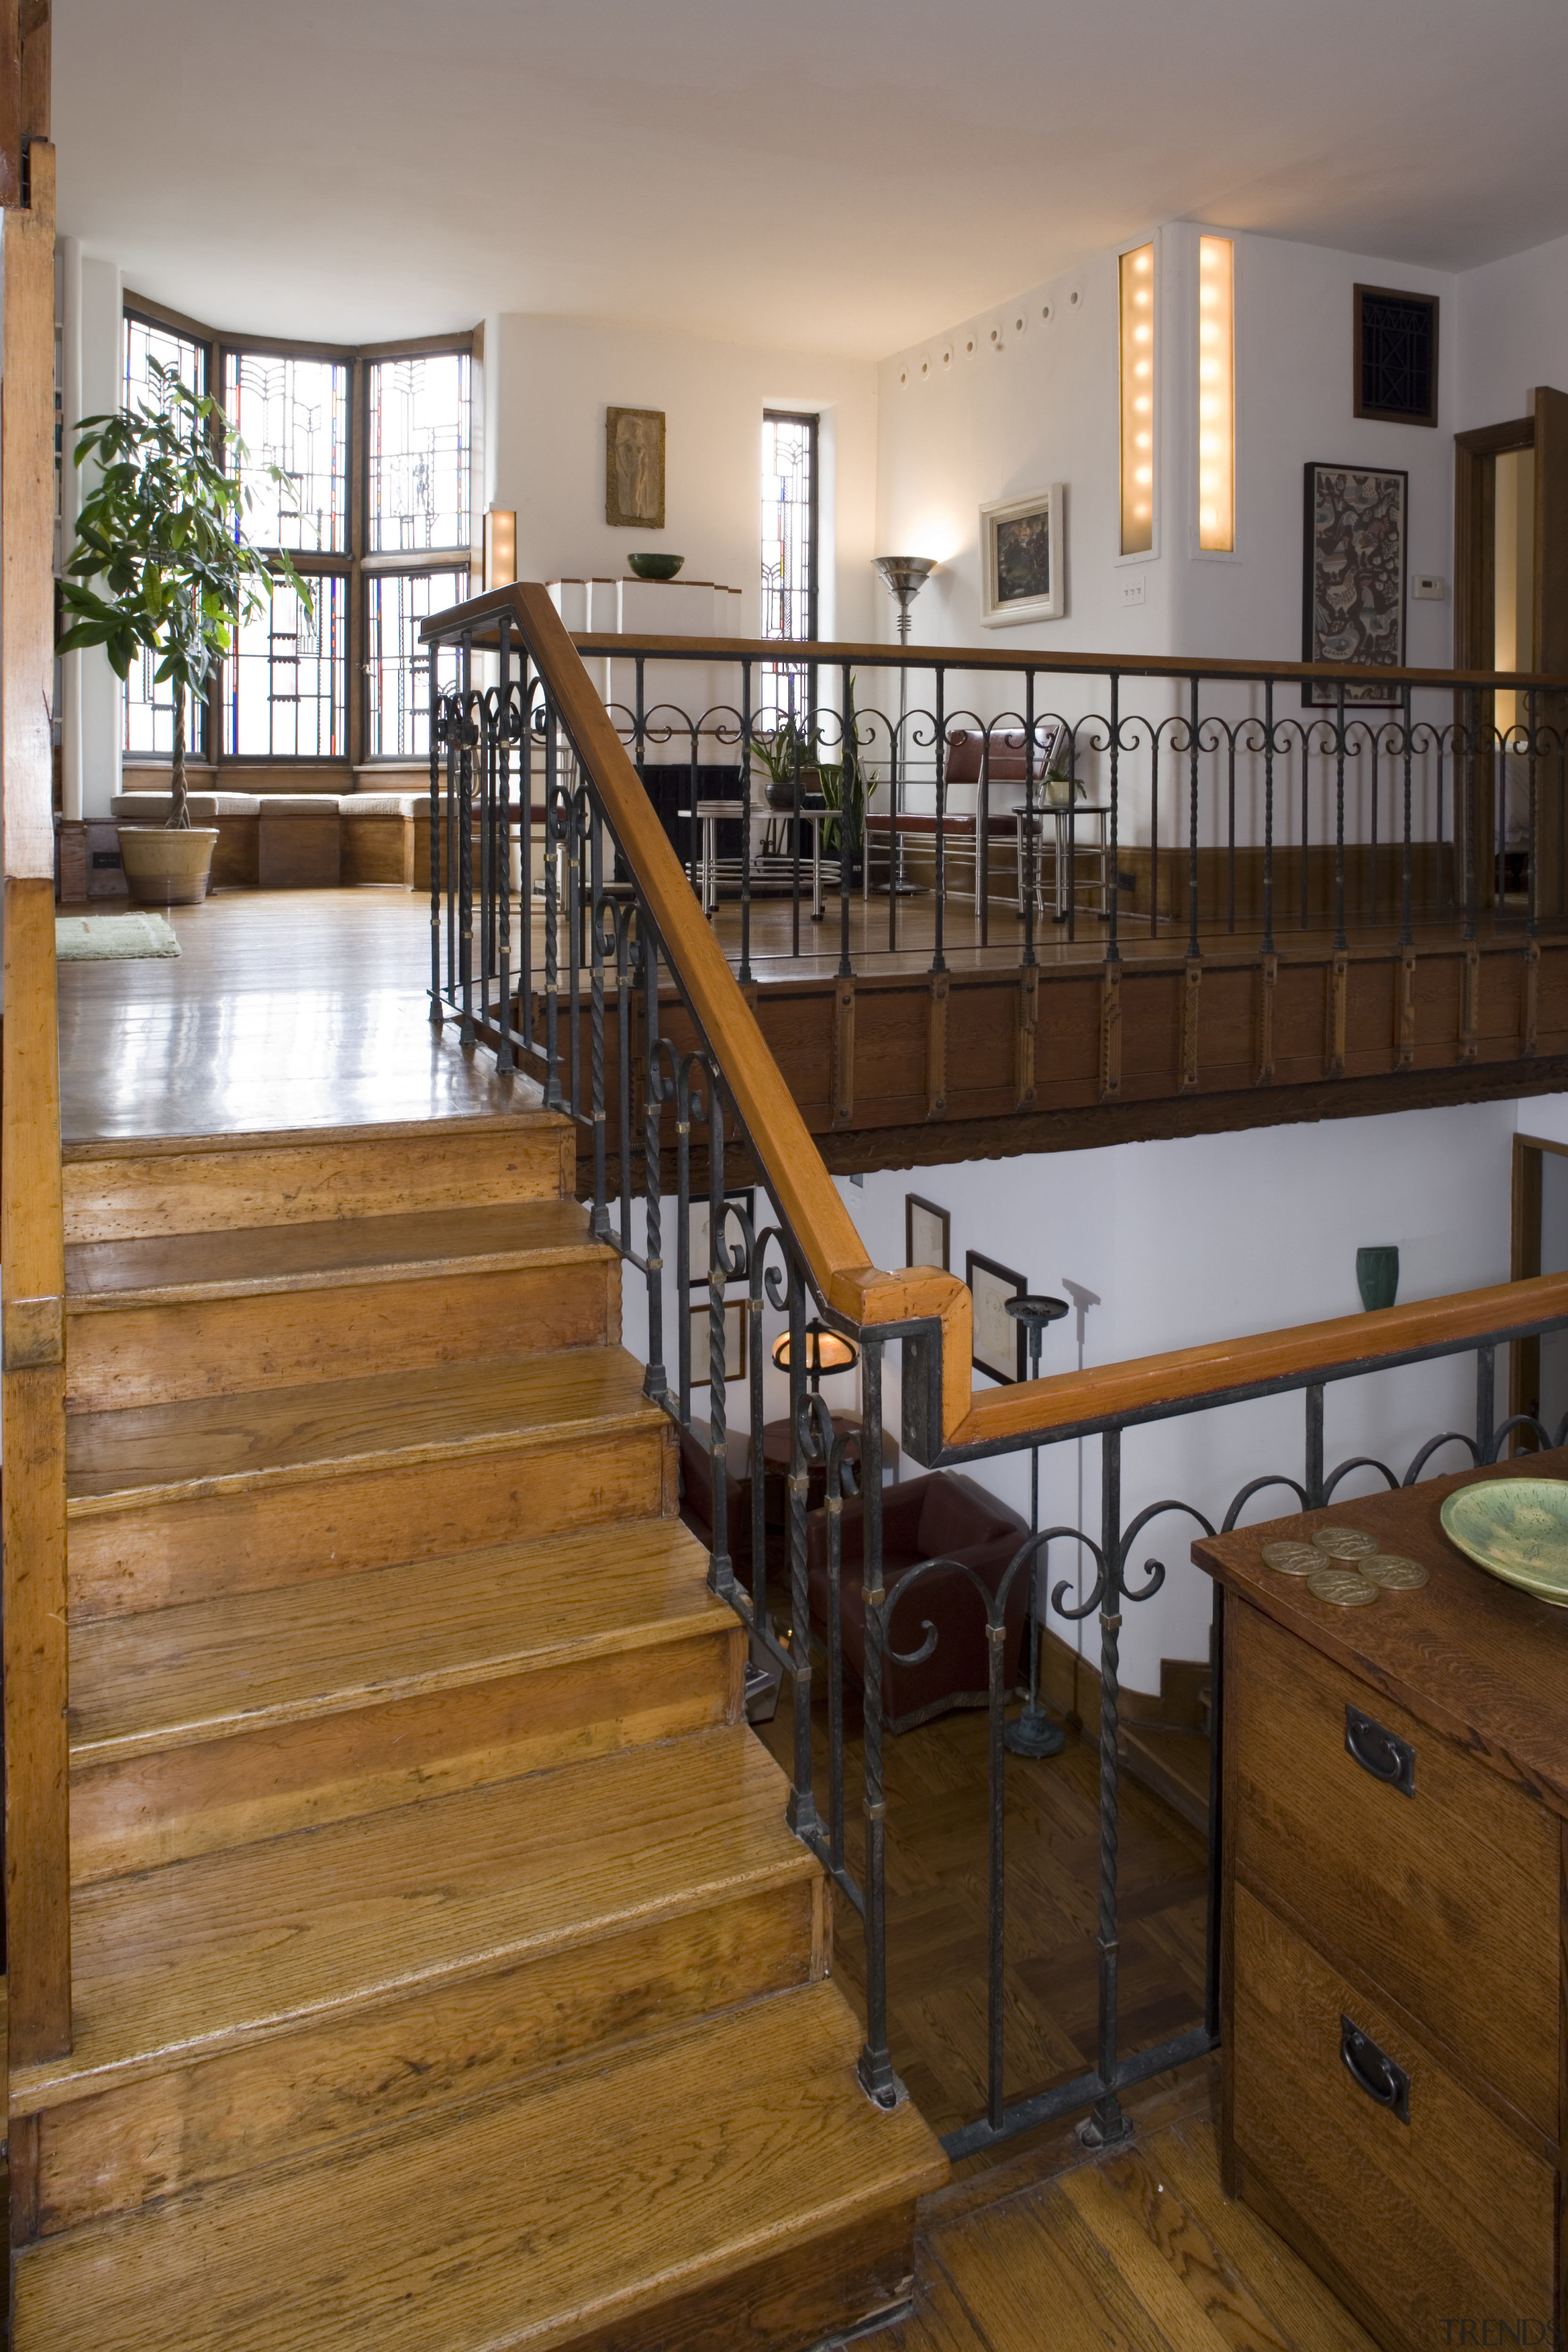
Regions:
[[58, 360, 311, 905]]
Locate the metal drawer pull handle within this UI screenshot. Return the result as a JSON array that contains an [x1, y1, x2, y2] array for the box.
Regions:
[[1344, 1703, 1415, 1797], [1340, 2016, 1411, 2124]]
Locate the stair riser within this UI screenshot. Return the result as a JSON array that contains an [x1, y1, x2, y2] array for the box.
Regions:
[[69, 1423, 679, 1619], [71, 1626, 745, 1879], [66, 1258, 620, 1412], [63, 1126, 574, 1245], [26, 1882, 824, 2239]]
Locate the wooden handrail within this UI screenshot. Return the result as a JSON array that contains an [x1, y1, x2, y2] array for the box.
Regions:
[[949, 1269, 1568, 1452], [497, 584, 974, 1425], [562, 627, 1568, 698]]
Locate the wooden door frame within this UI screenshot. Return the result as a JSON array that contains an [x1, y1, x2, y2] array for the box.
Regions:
[[1454, 412, 1534, 911], [1510, 1129, 1568, 1439]]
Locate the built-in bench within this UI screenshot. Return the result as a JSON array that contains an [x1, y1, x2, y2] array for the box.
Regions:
[[110, 791, 425, 890]]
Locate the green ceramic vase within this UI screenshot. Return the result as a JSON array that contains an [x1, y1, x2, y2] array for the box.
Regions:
[[1356, 1245, 1399, 1312]]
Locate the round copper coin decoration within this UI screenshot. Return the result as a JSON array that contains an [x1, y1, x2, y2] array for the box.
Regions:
[[1311, 1526, 1381, 1560], [1305, 1565, 1380, 1608], [1359, 1553, 1430, 1591], [1261, 1540, 1322, 1576]]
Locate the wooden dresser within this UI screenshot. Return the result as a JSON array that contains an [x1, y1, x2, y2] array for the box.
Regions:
[[1193, 1453, 1568, 2352]]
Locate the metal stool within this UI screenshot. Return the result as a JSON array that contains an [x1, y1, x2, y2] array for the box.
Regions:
[[1003, 1293, 1071, 1759]]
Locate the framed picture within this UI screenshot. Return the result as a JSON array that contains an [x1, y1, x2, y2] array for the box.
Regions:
[[905, 1193, 951, 1273], [979, 485, 1065, 627], [1302, 463, 1408, 707], [688, 1188, 756, 1289], [689, 1297, 747, 1386], [966, 1250, 1027, 1384], [606, 406, 666, 529]]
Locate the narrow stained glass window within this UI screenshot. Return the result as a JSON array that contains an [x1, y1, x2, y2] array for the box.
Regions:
[[121, 316, 209, 758], [760, 410, 818, 723], [224, 352, 349, 554], [224, 574, 343, 760], [366, 568, 467, 759]]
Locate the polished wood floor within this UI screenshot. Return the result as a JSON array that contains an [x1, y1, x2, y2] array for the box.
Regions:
[[885, 2067, 1374, 2352], [56, 891, 533, 1141], [753, 1664, 1208, 2168]]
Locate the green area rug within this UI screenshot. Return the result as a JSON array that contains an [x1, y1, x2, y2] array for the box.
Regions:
[[56, 912, 181, 962]]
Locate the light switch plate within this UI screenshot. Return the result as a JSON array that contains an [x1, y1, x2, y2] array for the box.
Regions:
[[1120, 574, 1147, 608], [1412, 573, 1445, 600]]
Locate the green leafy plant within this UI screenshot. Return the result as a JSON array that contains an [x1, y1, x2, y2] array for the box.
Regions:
[[745, 713, 821, 799], [815, 673, 872, 857], [57, 359, 312, 828]]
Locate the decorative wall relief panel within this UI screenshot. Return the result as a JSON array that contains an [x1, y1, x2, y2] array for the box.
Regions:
[[1302, 462, 1408, 707], [605, 406, 665, 529]]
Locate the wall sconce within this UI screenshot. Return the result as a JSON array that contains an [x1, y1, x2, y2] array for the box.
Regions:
[[771, 1318, 861, 1395], [484, 507, 516, 592], [1118, 243, 1155, 556], [1197, 237, 1235, 553]]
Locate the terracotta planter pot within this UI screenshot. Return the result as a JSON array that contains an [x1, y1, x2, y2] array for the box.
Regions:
[[116, 824, 219, 907]]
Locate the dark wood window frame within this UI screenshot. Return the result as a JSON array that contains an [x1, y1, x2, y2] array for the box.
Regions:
[[123, 290, 480, 772], [1352, 282, 1439, 428]]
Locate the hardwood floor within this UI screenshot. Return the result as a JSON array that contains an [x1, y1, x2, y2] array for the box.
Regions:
[[753, 1659, 1209, 2166], [883, 2073, 1377, 2352]]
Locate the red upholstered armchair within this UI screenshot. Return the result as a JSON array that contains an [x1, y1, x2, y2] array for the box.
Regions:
[[805, 1472, 1030, 1734]]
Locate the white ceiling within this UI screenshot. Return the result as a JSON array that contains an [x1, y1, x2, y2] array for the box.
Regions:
[[53, 0, 1568, 358]]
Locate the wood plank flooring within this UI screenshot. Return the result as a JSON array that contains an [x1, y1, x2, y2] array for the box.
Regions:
[[754, 1665, 1209, 2163], [883, 2084, 1376, 2352]]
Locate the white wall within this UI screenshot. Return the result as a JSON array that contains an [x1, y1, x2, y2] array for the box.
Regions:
[[1457, 229, 1568, 431], [64, 251, 125, 820], [486, 313, 879, 643], [875, 225, 1456, 672]]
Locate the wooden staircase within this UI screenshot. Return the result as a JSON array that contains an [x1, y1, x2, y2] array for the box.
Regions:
[[10, 1110, 946, 2351]]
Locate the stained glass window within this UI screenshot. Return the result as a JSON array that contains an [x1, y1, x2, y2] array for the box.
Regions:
[[366, 568, 466, 759], [368, 353, 472, 553], [760, 410, 817, 723], [121, 315, 209, 758], [224, 352, 348, 554], [224, 574, 343, 760]]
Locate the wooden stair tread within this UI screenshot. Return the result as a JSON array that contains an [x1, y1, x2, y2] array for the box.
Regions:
[[61, 1109, 573, 1163], [17, 1726, 812, 2111], [70, 1520, 725, 1763], [65, 1200, 609, 1308], [66, 1346, 663, 1506], [15, 1981, 948, 2352]]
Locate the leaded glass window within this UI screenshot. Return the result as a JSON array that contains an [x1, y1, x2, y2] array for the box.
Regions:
[[224, 574, 343, 759], [368, 353, 472, 553], [224, 352, 348, 553], [366, 568, 466, 759], [761, 410, 818, 724]]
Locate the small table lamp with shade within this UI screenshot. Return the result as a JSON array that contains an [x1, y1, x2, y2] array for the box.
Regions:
[[770, 1317, 861, 1395]]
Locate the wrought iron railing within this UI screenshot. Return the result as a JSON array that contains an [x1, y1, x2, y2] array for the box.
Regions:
[[567, 628, 1568, 976], [423, 583, 1568, 2157]]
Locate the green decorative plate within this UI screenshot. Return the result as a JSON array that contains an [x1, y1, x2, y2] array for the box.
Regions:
[[1439, 1478, 1568, 1607]]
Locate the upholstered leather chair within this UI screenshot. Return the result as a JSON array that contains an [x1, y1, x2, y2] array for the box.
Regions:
[[805, 1472, 1030, 1733]]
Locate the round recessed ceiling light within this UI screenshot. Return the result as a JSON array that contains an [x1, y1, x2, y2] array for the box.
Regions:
[[897, 364, 910, 388], [1067, 285, 1083, 311], [1041, 299, 1054, 324], [919, 353, 931, 379], [940, 342, 954, 368], [1012, 311, 1028, 337], [989, 323, 1004, 350], [963, 333, 978, 359]]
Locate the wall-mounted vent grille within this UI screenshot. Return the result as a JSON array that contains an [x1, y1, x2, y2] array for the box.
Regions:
[[1354, 285, 1438, 426]]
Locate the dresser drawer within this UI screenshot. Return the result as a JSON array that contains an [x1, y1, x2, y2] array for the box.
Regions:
[[1232, 1883, 1557, 2352], [1229, 1597, 1559, 2136]]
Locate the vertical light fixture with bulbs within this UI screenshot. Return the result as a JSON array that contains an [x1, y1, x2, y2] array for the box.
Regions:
[[483, 506, 516, 593], [1118, 241, 1155, 556], [1197, 236, 1235, 553]]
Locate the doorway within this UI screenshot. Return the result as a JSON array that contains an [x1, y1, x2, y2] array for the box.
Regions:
[[1454, 388, 1568, 917], [1509, 1131, 1568, 1443]]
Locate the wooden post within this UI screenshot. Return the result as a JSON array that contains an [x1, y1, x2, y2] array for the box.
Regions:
[[2, 116, 70, 2067]]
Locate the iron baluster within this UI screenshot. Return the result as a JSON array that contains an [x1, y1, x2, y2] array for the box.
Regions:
[[1022, 674, 1037, 967], [458, 631, 475, 1046], [701, 1067, 735, 1601], [1477, 1343, 1496, 1462], [1333, 679, 1348, 953], [541, 703, 562, 1109], [587, 801, 608, 1235], [856, 1339, 899, 2108], [785, 1261, 821, 1841], [496, 619, 515, 1071], [739, 658, 754, 985], [641, 927, 668, 1409], [1083, 1426, 1130, 2149], [1305, 1382, 1325, 1507], [1187, 676, 1202, 960], [1107, 676, 1121, 963], [428, 664, 442, 1024], [839, 660, 854, 979], [1205, 1585, 1224, 2043], [932, 664, 947, 974], [1401, 686, 1414, 949], [1262, 679, 1276, 956]]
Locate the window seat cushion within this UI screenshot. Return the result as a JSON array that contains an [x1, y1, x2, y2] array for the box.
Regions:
[[111, 791, 263, 821], [339, 794, 419, 818]]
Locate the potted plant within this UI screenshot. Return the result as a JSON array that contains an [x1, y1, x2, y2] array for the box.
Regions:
[[58, 359, 311, 906]]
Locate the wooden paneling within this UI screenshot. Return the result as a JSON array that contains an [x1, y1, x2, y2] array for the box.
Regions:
[[2, 133, 69, 2067]]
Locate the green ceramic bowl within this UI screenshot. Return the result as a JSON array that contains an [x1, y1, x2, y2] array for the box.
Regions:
[[627, 552, 685, 581], [1439, 1477, 1568, 1607]]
